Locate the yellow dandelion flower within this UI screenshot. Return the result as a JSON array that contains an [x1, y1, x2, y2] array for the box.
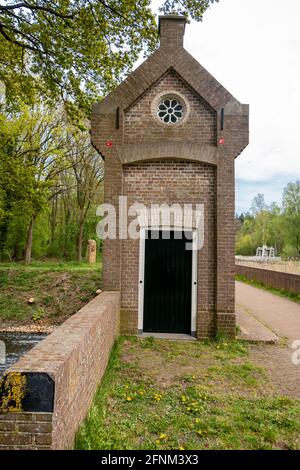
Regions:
[[159, 434, 167, 440], [126, 396, 133, 401], [179, 446, 185, 450], [181, 395, 187, 402]]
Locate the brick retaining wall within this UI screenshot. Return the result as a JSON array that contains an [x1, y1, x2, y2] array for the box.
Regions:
[[0, 291, 120, 450], [236, 265, 300, 295], [0, 412, 52, 449]]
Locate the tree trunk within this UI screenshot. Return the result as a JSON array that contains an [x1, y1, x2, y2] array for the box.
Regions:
[[0, 215, 9, 261], [12, 218, 25, 261], [0, 196, 12, 261], [24, 215, 35, 265], [77, 218, 84, 262], [62, 196, 71, 258], [49, 195, 58, 251]]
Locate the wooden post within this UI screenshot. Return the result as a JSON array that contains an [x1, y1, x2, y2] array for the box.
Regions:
[[87, 239, 97, 264]]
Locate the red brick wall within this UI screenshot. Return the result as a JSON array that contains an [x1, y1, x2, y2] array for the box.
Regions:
[[95, 68, 238, 339], [236, 265, 300, 295], [124, 69, 216, 145], [0, 413, 52, 450], [216, 156, 236, 315], [121, 160, 216, 338], [91, 17, 249, 340], [0, 292, 120, 450]]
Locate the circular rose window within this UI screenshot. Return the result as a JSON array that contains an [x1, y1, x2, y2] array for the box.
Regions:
[[157, 98, 183, 124]]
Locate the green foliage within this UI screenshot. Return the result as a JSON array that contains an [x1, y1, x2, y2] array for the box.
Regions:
[[0, 1, 156, 113], [0, 0, 217, 113], [0, 103, 68, 216], [236, 233, 255, 256], [236, 185, 300, 256], [0, 101, 104, 262], [283, 181, 300, 254], [160, 0, 219, 21], [0, 1, 218, 261], [31, 306, 45, 322]]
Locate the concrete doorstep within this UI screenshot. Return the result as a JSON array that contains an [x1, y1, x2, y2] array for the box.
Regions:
[[140, 332, 197, 341], [236, 305, 280, 344]]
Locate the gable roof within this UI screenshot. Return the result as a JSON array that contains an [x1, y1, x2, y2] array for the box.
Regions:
[[92, 17, 247, 117]]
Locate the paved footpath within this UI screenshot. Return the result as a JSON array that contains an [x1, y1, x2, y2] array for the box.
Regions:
[[236, 281, 300, 398], [236, 281, 300, 345]]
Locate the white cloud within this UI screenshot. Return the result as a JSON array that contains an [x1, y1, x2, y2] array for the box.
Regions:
[[144, 1, 300, 209], [183, 0, 300, 186]]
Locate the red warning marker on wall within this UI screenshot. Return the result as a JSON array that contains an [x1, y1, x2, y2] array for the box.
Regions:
[[105, 140, 113, 147], [218, 138, 225, 145]]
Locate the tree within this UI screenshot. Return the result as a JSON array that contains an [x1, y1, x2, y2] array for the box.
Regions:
[[236, 215, 256, 256], [250, 193, 268, 216], [0, 0, 218, 111], [0, 98, 105, 263], [283, 181, 300, 255], [0, 103, 70, 263], [236, 199, 286, 256], [66, 131, 104, 261], [0, 107, 34, 259]]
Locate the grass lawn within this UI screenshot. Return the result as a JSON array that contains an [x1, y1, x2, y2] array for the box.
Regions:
[[75, 336, 300, 450], [0, 260, 102, 325]]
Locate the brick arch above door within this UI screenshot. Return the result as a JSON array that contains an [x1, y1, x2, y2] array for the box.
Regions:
[[117, 142, 218, 166]]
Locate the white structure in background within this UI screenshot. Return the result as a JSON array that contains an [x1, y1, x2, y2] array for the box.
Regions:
[[236, 246, 280, 264], [256, 245, 275, 259]]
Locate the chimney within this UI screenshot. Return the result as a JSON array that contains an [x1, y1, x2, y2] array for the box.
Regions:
[[158, 15, 187, 49]]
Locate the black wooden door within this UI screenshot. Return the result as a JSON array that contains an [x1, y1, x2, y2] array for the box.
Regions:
[[143, 230, 192, 334]]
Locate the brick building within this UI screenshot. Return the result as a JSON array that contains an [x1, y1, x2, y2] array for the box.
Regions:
[[91, 15, 249, 339]]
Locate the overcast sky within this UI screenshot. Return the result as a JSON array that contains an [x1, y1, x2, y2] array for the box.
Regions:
[[149, 0, 300, 213]]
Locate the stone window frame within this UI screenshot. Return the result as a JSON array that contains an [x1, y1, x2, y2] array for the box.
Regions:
[[151, 90, 190, 127]]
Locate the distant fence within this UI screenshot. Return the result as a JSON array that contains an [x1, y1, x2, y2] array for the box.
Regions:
[[236, 265, 300, 295], [235, 255, 282, 263], [0, 291, 120, 450], [235, 257, 300, 275]]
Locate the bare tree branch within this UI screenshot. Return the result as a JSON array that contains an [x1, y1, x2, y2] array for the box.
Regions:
[[0, 22, 39, 52], [0, 2, 76, 20]]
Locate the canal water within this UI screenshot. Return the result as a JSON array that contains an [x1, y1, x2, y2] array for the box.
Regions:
[[0, 332, 47, 378]]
